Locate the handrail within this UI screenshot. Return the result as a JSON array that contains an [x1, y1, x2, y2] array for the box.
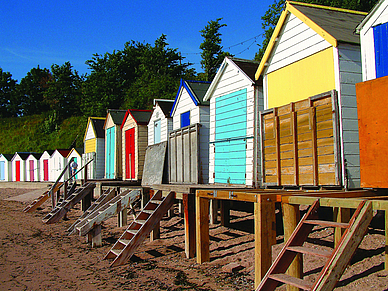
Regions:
[[50, 157, 74, 207], [49, 157, 94, 208]]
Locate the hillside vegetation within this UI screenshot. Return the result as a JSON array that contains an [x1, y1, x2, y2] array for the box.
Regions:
[[0, 114, 88, 154]]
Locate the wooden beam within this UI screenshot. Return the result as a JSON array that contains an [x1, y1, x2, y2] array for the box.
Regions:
[[210, 199, 218, 224], [196, 195, 209, 264], [309, 106, 318, 186], [183, 193, 196, 258], [282, 203, 302, 291], [254, 195, 276, 288], [220, 200, 230, 227], [274, 108, 281, 186], [334, 207, 351, 248], [87, 224, 102, 247], [291, 104, 299, 186]]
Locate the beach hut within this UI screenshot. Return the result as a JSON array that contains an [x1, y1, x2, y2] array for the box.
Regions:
[[67, 148, 84, 180], [104, 109, 127, 179], [11, 152, 30, 182], [26, 153, 42, 182], [0, 154, 13, 181], [255, 1, 367, 188], [83, 117, 105, 179], [203, 57, 262, 187], [39, 150, 54, 182], [121, 109, 152, 180], [147, 99, 174, 146], [50, 149, 71, 182], [170, 79, 211, 184], [356, 0, 388, 81]]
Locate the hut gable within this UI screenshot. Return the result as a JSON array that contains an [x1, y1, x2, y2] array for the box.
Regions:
[[105, 109, 127, 179], [356, 0, 388, 81], [11, 152, 32, 182], [84, 117, 105, 142], [148, 99, 174, 145], [121, 109, 152, 180], [171, 79, 211, 130], [256, 1, 367, 189], [0, 154, 13, 181], [204, 57, 261, 186], [26, 153, 42, 182], [40, 150, 54, 182]]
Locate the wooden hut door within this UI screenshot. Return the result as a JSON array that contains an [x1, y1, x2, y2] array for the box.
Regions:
[[43, 159, 49, 181], [0, 161, 4, 180], [154, 119, 161, 144], [16, 161, 20, 181], [125, 128, 135, 179], [374, 23, 388, 78], [29, 160, 34, 182], [106, 127, 115, 179]]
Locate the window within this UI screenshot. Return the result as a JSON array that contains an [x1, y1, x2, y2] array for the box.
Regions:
[[181, 111, 190, 128]]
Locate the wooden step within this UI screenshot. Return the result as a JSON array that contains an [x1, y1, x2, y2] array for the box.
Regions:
[[135, 220, 146, 224], [143, 210, 154, 214], [110, 249, 121, 256], [127, 229, 139, 235], [268, 274, 313, 290], [287, 246, 332, 258], [150, 199, 163, 204], [119, 239, 131, 245], [304, 219, 349, 229]]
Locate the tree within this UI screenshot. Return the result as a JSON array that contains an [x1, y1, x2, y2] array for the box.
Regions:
[[199, 18, 232, 82], [0, 68, 19, 117], [44, 62, 83, 119], [18, 66, 51, 116], [255, 0, 378, 62]]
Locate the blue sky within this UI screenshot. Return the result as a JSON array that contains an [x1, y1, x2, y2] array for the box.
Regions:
[[1, 0, 275, 82]]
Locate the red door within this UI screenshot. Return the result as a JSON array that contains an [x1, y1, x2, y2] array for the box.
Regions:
[[29, 160, 34, 181], [15, 161, 20, 181], [125, 128, 135, 179], [43, 159, 49, 181]]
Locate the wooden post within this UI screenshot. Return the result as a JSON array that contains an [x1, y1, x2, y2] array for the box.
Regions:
[[183, 193, 196, 258], [81, 190, 93, 212], [179, 199, 184, 218], [220, 200, 230, 227], [282, 203, 302, 291], [334, 207, 351, 248], [150, 221, 161, 241], [118, 207, 128, 227], [84, 163, 88, 183], [196, 195, 209, 264], [386, 209, 388, 271], [254, 195, 276, 289], [210, 199, 218, 224], [142, 187, 151, 209], [87, 224, 102, 247]]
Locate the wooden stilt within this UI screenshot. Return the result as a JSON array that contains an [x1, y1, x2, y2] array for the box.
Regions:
[[220, 200, 230, 227], [150, 221, 160, 241], [334, 207, 351, 248], [282, 203, 302, 291], [196, 195, 209, 264], [183, 193, 196, 258], [87, 224, 102, 247], [254, 195, 276, 289], [210, 199, 218, 224], [179, 199, 184, 218], [81, 191, 92, 212], [385, 209, 388, 271], [117, 207, 128, 227]]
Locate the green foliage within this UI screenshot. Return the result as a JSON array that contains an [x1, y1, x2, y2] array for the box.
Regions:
[[0, 68, 19, 117], [18, 66, 51, 116], [255, 0, 378, 62], [0, 114, 87, 154], [199, 18, 232, 82]]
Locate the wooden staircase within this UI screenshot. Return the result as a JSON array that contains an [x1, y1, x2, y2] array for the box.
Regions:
[[256, 199, 373, 291], [42, 182, 96, 224], [104, 190, 175, 267], [71, 189, 141, 236], [23, 182, 63, 213], [67, 188, 116, 234]]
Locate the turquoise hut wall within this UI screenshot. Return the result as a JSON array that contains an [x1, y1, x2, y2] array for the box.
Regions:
[[205, 57, 261, 187]]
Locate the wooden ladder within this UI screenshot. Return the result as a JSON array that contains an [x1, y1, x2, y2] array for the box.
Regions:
[[67, 188, 116, 234], [71, 189, 141, 236], [23, 182, 63, 213], [104, 190, 175, 267], [256, 199, 373, 291], [42, 182, 96, 224]]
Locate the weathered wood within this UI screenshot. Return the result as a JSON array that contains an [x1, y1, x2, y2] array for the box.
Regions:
[[105, 191, 176, 267], [196, 196, 209, 264], [220, 200, 230, 227], [314, 201, 373, 290], [282, 203, 302, 291], [183, 193, 196, 258], [87, 224, 102, 247], [118, 207, 128, 227], [333, 207, 351, 248], [23, 182, 63, 213], [254, 195, 276, 288], [77, 189, 140, 236], [210, 199, 218, 224]]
